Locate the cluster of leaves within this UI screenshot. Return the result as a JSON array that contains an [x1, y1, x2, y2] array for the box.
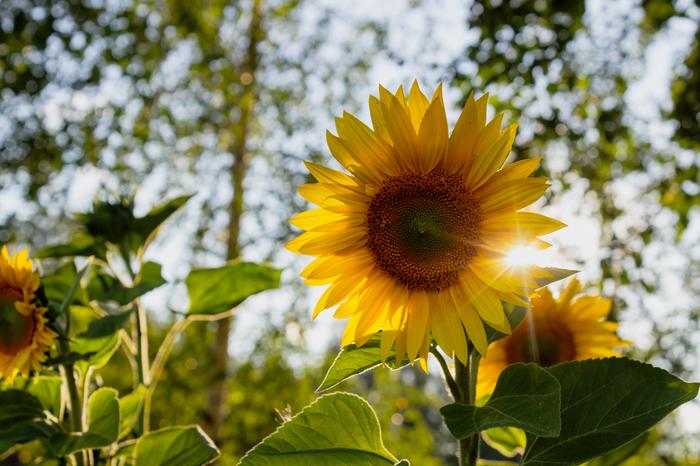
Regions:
[[0, 195, 281, 464]]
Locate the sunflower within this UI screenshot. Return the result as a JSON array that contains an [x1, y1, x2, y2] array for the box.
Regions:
[[0, 246, 57, 382], [287, 82, 565, 366], [477, 278, 629, 396]]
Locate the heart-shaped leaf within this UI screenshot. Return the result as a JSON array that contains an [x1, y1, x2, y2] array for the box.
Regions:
[[48, 387, 120, 455], [134, 425, 219, 466], [87, 261, 166, 305], [119, 385, 147, 439], [317, 334, 410, 392], [186, 261, 281, 315], [521, 358, 699, 465], [441, 363, 561, 440], [0, 390, 44, 426], [238, 392, 399, 466], [25, 376, 63, 415]]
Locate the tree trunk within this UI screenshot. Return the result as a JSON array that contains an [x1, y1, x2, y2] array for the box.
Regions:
[[204, 0, 264, 443]]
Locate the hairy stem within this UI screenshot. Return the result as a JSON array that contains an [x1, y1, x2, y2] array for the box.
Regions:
[[431, 347, 461, 401], [120, 248, 151, 433], [455, 347, 481, 466], [58, 341, 86, 466]]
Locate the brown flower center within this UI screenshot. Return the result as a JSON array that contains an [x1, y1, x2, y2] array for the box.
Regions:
[[505, 318, 576, 367], [366, 170, 481, 291], [0, 289, 35, 356]]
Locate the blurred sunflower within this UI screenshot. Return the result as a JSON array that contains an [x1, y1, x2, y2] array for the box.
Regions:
[[477, 278, 629, 396], [288, 82, 565, 366], [0, 246, 57, 382]]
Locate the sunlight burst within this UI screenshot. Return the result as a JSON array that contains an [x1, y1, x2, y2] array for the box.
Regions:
[[504, 245, 543, 268]]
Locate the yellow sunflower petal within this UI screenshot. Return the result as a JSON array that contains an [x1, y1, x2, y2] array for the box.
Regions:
[[479, 178, 550, 214], [416, 86, 448, 173], [407, 80, 430, 132]]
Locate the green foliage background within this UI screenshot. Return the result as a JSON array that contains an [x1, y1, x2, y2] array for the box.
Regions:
[[1, 0, 699, 464]]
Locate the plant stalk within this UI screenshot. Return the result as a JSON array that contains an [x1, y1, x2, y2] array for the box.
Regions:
[[58, 340, 86, 466], [455, 346, 481, 466], [120, 247, 151, 433]]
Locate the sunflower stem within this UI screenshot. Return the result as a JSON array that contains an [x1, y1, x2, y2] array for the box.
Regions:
[[119, 247, 151, 433], [58, 341, 86, 466], [455, 346, 481, 466], [431, 346, 460, 401]]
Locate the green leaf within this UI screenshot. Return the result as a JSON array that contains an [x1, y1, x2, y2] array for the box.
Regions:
[[25, 376, 63, 415], [48, 387, 120, 455], [87, 261, 166, 305], [119, 385, 147, 439], [71, 332, 120, 370], [69, 306, 121, 370], [317, 334, 410, 392], [186, 261, 281, 315], [534, 267, 578, 288], [482, 426, 526, 458], [585, 432, 649, 466], [83, 311, 133, 338], [441, 363, 560, 440], [238, 392, 398, 466], [0, 390, 44, 425], [37, 233, 106, 260], [0, 421, 58, 454], [41, 262, 87, 306], [521, 358, 699, 465], [476, 461, 517, 466], [134, 425, 219, 466], [130, 194, 193, 252]]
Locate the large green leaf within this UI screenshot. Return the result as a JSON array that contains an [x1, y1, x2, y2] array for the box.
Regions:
[[68, 306, 121, 370], [441, 363, 560, 440], [87, 261, 166, 305], [317, 334, 410, 392], [0, 390, 44, 425], [521, 358, 699, 465], [25, 376, 63, 415], [48, 387, 120, 455], [71, 332, 120, 370], [238, 392, 400, 466], [133, 425, 219, 466], [585, 432, 649, 466], [482, 426, 526, 459], [186, 261, 281, 315], [83, 310, 133, 338], [37, 233, 107, 260], [0, 421, 58, 454], [119, 385, 147, 439], [130, 194, 193, 252]]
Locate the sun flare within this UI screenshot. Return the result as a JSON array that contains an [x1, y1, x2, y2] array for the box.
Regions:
[[504, 245, 544, 268]]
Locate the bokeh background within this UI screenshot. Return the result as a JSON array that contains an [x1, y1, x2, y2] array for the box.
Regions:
[[1, 0, 699, 464]]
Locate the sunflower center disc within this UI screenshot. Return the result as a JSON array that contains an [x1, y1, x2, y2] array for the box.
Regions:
[[366, 171, 481, 291], [0, 292, 35, 356]]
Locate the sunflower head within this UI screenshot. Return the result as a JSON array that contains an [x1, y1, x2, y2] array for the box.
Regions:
[[288, 82, 565, 366], [477, 278, 629, 396], [0, 246, 57, 382]]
